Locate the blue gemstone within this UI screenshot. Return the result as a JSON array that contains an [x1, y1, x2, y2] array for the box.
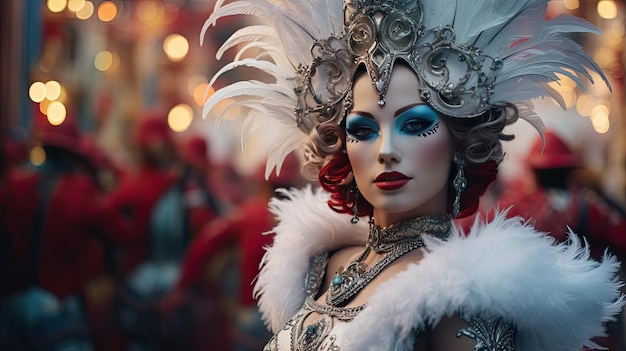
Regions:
[[332, 275, 343, 285], [493, 58, 504, 69]]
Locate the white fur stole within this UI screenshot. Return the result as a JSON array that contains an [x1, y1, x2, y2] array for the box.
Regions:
[[254, 186, 624, 351]]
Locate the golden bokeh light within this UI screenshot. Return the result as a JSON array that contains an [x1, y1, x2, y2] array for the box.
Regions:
[[163, 34, 189, 62], [29, 82, 46, 103], [94, 51, 114, 71], [187, 75, 207, 96], [76, 1, 94, 19], [548, 76, 577, 109], [30, 146, 47, 166], [193, 84, 213, 106], [47, 101, 67, 126], [98, 1, 117, 22], [591, 109, 610, 134], [137, 1, 165, 22], [45, 80, 62, 101], [39, 99, 51, 115], [563, 0, 579, 10], [591, 103, 610, 118], [168, 104, 194, 132], [68, 0, 85, 12], [48, 0, 68, 13], [597, 0, 618, 19], [58, 86, 68, 103]]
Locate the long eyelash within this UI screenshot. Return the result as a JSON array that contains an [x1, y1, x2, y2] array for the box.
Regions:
[[418, 122, 439, 137], [346, 135, 359, 143]]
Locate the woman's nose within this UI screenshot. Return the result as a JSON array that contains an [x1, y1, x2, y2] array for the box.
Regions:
[[377, 130, 401, 164]]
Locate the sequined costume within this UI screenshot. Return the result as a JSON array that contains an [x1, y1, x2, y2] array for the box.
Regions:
[[255, 186, 623, 351]]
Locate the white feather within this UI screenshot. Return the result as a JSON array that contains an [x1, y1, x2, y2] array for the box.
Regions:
[[258, 188, 625, 351], [203, 0, 609, 183]]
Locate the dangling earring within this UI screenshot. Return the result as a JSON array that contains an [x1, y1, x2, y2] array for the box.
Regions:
[[453, 153, 467, 217], [351, 186, 360, 224]]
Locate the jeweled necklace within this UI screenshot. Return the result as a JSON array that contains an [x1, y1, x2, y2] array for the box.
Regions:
[[326, 216, 451, 307]]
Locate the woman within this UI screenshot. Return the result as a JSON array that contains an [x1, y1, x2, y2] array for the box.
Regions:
[[201, 0, 624, 350]]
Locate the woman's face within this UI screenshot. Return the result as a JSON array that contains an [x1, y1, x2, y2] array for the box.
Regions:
[[346, 64, 454, 224]]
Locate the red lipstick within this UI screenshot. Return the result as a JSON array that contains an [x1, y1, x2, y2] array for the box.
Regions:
[[374, 171, 412, 190]]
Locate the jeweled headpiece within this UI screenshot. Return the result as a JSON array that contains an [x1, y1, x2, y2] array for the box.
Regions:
[[202, 0, 608, 177]]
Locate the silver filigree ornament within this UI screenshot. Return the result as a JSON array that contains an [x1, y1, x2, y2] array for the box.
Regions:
[[294, 0, 504, 134], [457, 316, 516, 351]]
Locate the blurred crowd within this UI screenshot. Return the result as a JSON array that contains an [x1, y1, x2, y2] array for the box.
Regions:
[[0, 110, 305, 351], [2, 109, 626, 351]]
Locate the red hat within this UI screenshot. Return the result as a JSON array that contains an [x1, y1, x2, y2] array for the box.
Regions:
[[180, 136, 210, 170], [135, 111, 172, 147], [526, 131, 582, 169], [33, 110, 85, 157]]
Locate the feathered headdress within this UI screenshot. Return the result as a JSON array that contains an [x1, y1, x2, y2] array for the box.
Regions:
[[201, 0, 608, 178]]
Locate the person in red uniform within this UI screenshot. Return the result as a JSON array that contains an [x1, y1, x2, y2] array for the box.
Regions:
[[0, 111, 132, 350], [105, 112, 220, 350], [161, 154, 305, 350], [495, 130, 626, 350], [177, 135, 223, 236], [103, 112, 182, 277]]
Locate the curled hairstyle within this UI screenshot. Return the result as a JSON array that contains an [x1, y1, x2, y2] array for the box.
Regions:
[[302, 102, 519, 219]]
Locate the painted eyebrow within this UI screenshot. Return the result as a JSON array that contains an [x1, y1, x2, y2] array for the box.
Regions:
[[350, 103, 430, 120]]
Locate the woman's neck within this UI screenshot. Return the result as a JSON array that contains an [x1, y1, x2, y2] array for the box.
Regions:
[[373, 209, 448, 228]]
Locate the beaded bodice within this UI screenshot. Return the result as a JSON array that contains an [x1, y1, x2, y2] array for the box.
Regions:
[[263, 252, 368, 351]]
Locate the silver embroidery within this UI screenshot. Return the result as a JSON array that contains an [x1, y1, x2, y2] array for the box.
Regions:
[[457, 316, 516, 351], [305, 253, 329, 296]]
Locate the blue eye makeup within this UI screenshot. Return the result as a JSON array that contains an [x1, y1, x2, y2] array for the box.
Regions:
[[346, 114, 379, 141], [345, 104, 440, 142], [395, 104, 440, 136]]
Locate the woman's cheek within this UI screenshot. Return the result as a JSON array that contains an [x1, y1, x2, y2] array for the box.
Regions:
[[416, 133, 453, 165]]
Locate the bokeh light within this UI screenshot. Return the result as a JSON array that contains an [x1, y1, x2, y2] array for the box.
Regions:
[[591, 109, 610, 134], [563, 0, 579, 10], [163, 34, 189, 62], [97, 1, 117, 22], [193, 84, 213, 106], [76, 0, 94, 19], [48, 0, 67, 13], [67, 0, 85, 12], [591, 102, 611, 117], [47, 101, 67, 125], [187, 75, 207, 96], [168, 104, 194, 132], [94, 51, 114, 71], [30, 146, 46, 166], [548, 75, 578, 109], [597, 0, 618, 19], [45, 80, 62, 101], [137, 1, 165, 22], [39, 99, 51, 115], [29, 82, 46, 103]]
